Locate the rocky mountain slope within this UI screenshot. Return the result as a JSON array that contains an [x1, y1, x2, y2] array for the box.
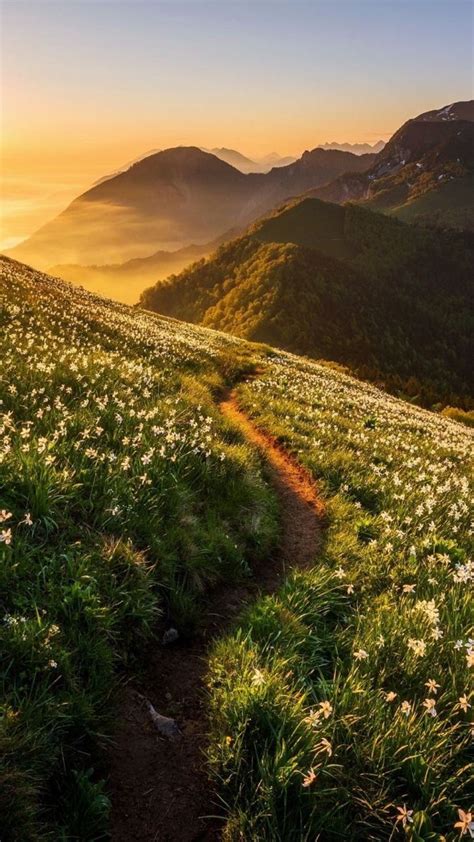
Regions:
[[309, 100, 474, 229]]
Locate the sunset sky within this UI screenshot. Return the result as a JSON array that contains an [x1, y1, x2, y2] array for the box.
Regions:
[[1, 0, 472, 249]]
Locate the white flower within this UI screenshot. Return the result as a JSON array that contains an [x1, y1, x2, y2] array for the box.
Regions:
[[422, 698, 437, 717], [0, 528, 12, 545]]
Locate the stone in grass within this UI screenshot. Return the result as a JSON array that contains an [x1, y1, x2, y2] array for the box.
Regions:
[[162, 627, 179, 645], [146, 701, 181, 739]]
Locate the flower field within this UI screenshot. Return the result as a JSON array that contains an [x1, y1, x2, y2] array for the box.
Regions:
[[0, 257, 277, 839], [208, 356, 473, 840], [1, 255, 472, 841]]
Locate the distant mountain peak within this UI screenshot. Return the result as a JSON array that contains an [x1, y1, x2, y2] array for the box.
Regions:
[[319, 140, 386, 155]]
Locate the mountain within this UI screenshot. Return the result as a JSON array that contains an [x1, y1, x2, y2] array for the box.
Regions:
[[91, 148, 162, 187], [308, 100, 474, 229], [208, 148, 299, 173], [206, 147, 259, 173], [259, 152, 299, 168], [7, 146, 374, 271], [319, 140, 385, 154], [140, 197, 474, 407], [7, 148, 259, 268]]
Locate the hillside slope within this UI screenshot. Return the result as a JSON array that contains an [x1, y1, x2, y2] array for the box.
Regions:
[[0, 254, 279, 839], [308, 100, 474, 229], [1, 255, 472, 841], [7, 146, 374, 270], [205, 147, 260, 172], [208, 357, 474, 840], [140, 199, 474, 407]]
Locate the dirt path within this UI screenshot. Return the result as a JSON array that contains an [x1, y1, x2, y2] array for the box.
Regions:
[[107, 389, 324, 842]]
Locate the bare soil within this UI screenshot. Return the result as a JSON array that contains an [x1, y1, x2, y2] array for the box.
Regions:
[[107, 390, 325, 842]]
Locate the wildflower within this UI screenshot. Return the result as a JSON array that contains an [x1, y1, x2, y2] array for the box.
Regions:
[[402, 583, 416, 593], [302, 768, 317, 787], [0, 528, 12, 545], [416, 599, 440, 625], [335, 566, 346, 579], [48, 659, 58, 669], [21, 512, 33, 526], [0, 510, 12, 523], [395, 804, 414, 828], [319, 700, 333, 719], [317, 737, 332, 756], [400, 701, 411, 715], [422, 698, 437, 717], [458, 695, 471, 713], [304, 709, 320, 728], [354, 648, 369, 661], [251, 668, 265, 687], [384, 691, 397, 702], [454, 809, 474, 837], [467, 652, 474, 669], [408, 638, 426, 657], [425, 679, 440, 695], [346, 584, 354, 594]]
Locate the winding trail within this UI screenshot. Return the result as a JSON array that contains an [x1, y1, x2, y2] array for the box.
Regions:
[[107, 388, 324, 842]]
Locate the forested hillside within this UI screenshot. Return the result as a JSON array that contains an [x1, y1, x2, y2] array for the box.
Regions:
[[140, 200, 474, 408]]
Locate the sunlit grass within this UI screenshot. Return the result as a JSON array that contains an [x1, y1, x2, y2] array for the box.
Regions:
[[0, 258, 278, 839], [207, 357, 473, 840]]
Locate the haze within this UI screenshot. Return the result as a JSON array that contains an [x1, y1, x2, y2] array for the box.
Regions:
[[1, 0, 472, 249]]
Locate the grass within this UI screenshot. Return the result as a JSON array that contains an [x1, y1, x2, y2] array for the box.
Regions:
[[1, 256, 472, 840], [0, 258, 278, 840], [207, 356, 473, 840]]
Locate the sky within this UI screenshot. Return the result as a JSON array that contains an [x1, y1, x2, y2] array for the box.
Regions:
[[1, 0, 473, 248]]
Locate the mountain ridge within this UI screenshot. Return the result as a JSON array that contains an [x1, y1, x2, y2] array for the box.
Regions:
[[6, 145, 375, 269], [307, 100, 474, 228], [139, 197, 474, 407]]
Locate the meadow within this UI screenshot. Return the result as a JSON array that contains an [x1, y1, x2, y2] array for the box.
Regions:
[[1, 256, 472, 841], [0, 257, 278, 839], [208, 357, 473, 840]]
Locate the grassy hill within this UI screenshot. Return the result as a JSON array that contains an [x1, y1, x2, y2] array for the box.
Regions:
[[140, 199, 474, 408], [209, 357, 474, 841], [1, 255, 473, 840], [0, 256, 278, 839], [2, 255, 473, 840]]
